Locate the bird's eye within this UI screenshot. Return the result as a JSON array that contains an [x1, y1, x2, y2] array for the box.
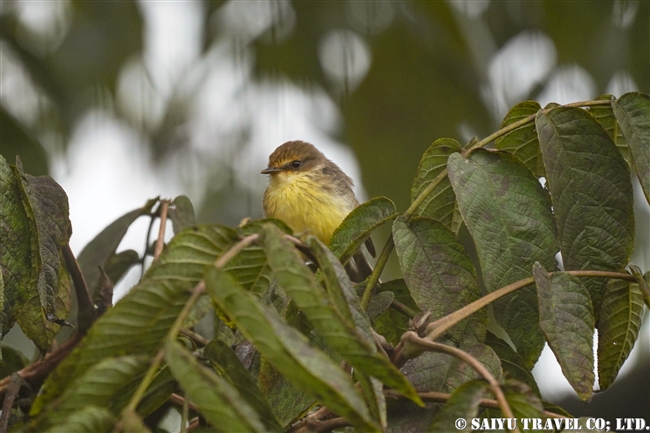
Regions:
[[291, 160, 302, 168]]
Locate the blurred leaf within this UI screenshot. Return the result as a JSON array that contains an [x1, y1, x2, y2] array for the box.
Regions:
[[33, 225, 239, 413], [204, 267, 380, 432], [612, 92, 650, 205], [12, 158, 72, 351], [533, 263, 594, 401], [119, 409, 151, 433], [367, 291, 394, 322], [169, 195, 196, 234], [597, 279, 644, 390], [204, 340, 283, 432], [536, 106, 635, 313], [392, 217, 486, 342], [485, 332, 540, 396], [1, 344, 29, 376], [262, 225, 420, 404], [165, 339, 273, 433], [410, 138, 463, 233], [0, 108, 48, 176], [447, 149, 558, 367], [630, 265, 650, 309], [102, 249, 140, 288], [373, 279, 418, 346], [495, 100, 545, 177], [427, 379, 490, 432], [40, 406, 115, 433], [589, 95, 631, 167], [77, 199, 157, 297], [329, 196, 397, 264]]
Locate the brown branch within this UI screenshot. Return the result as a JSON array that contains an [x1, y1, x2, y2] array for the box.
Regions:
[[62, 243, 96, 332], [179, 329, 209, 348], [0, 374, 23, 433], [153, 200, 171, 261]]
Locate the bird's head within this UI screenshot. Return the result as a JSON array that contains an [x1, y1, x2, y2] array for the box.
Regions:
[[261, 141, 326, 176]]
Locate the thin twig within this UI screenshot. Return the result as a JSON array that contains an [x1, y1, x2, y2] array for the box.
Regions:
[[361, 236, 394, 310], [0, 374, 22, 433], [389, 298, 418, 319], [140, 209, 158, 280], [403, 332, 519, 433], [179, 329, 209, 348], [153, 200, 171, 261], [169, 393, 200, 415], [215, 234, 260, 268]]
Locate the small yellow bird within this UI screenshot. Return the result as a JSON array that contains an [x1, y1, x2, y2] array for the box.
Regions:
[[261, 140, 374, 281]]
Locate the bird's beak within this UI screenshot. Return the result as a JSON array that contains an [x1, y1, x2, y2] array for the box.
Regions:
[[261, 167, 282, 174]]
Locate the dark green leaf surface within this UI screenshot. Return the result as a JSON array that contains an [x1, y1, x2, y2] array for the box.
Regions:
[[485, 332, 540, 396], [33, 225, 238, 413], [447, 149, 558, 367], [169, 195, 196, 234], [597, 279, 645, 390], [536, 106, 635, 311], [367, 291, 394, 322], [495, 100, 545, 177], [77, 199, 157, 295], [0, 155, 37, 337], [427, 379, 490, 432], [392, 217, 486, 342], [204, 340, 283, 432], [410, 138, 463, 233], [612, 92, 650, 205], [262, 225, 420, 403], [329, 196, 397, 263], [166, 339, 272, 433], [204, 267, 379, 432], [40, 406, 115, 433], [533, 263, 595, 400], [631, 265, 650, 309], [589, 95, 631, 167], [503, 379, 544, 421]]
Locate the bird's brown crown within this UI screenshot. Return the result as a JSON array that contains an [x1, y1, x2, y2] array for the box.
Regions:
[[266, 140, 326, 170]]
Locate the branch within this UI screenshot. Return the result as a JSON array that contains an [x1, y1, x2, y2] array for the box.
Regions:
[[153, 200, 171, 261], [62, 243, 96, 332], [361, 236, 394, 310]]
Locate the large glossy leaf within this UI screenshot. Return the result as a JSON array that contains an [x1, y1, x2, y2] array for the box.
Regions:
[[166, 339, 273, 433], [392, 216, 486, 342], [329, 196, 397, 263], [204, 267, 379, 431], [533, 263, 595, 401], [262, 224, 420, 403], [612, 92, 650, 205], [410, 138, 463, 233], [447, 149, 558, 368], [597, 279, 645, 390], [33, 225, 239, 413], [427, 379, 490, 432], [536, 106, 635, 312], [495, 100, 545, 177], [77, 199, 157, 296]]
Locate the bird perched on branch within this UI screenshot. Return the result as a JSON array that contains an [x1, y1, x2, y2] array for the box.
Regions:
[[261, 140, 374, 281]]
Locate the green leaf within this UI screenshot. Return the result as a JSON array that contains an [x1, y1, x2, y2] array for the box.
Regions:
[[447, 149, 558, 367], [589, 95, 631, 167], [0, 155, 37, 338], [485, 332, 540, 396], [495, 100, 545, 177], [77, 199, 157, 296], [536, 106, 635, 312], [329, 196, 398, 263], [533, 263, 595, 400], [392, 217, 486, 342], [1, 344, 29, 375], [204, 340, 283, 432], [410, 138, 463, 233], [427, 379, 491, 432], [630, 265, 650, 309], [12, 158, 72, 351], [41, 406, 115, 433], [597, 278, 645, 390], [33, 225, 239, 413], [169, 195, 196, 233], [165, 339, 273, 433], [503, 379, 544, 422], [204, 267, 379, 432], [612, 92, 650, 205], [120, 409, 152, 433], [263, 225, 420, 404], [367, 291, 394, 322]]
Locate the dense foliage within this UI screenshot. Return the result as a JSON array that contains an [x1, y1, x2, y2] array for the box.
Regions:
[[1, 93, 649, 432]]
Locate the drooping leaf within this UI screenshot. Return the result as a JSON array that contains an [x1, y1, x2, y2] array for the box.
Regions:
[[169, 195, 196, 234], [77, 199, 157, 296], [495, 100, 545, 177], [597, 279, 645, 390], [612, 92, 650, 205], [589, 95, 631, 167], [533, 263, 595, 400], [427, 379, 491, 432], [536, 106, 635, 312], [204, 340, 283, 432], [485, 332, 540, 396], [205, 267, 379, 431], [329, 196, 398, 263], [33, 225, 240, 413], [392, 216, 486, 342], [165, 339, 273, 433], [447, 149, 558, 367], [410, 138, 463, 233], [262, 225, 420, 404]]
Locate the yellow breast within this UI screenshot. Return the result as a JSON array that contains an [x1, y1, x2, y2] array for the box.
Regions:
[[263, 171, 354, 245]]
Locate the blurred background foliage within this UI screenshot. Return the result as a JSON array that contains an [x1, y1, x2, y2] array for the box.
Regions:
[[1, 0, 648, 423]]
